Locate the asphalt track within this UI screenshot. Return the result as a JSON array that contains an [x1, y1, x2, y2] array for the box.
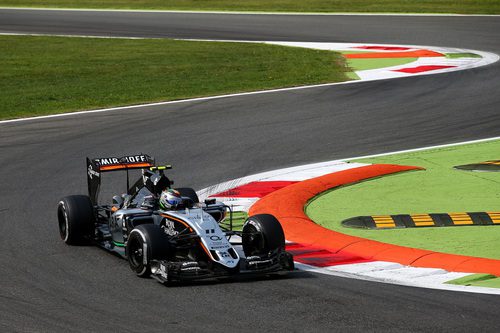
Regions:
[[1, 9, 500, 332]]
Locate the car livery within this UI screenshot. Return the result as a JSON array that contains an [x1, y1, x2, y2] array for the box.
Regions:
[[57, 154, 294, 284]]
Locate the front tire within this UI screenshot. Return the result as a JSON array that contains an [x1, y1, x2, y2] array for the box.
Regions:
[[242, 214, 285, 257], [126, 224, 171, 277], [57, 195, 94, 245]]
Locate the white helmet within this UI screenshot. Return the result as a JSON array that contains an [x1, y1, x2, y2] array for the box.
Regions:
[[159, 189, 182, 210]]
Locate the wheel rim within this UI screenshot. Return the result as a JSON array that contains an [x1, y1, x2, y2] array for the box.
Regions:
[[243, 223, 265, 256], [128, 237, 144, 270], [57, 205, 68, 241]]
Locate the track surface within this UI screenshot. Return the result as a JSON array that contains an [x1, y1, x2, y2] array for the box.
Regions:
[[1, 9, 499, 332]]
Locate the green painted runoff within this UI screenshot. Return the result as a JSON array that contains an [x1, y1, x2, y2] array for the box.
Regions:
[[306, 139, 500, 259], [446, 274, 500, 288]]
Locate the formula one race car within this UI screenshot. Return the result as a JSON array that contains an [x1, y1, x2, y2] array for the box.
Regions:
[[57, 154, 294, 283]]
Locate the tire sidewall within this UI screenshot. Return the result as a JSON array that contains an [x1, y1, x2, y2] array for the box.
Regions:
[[57, 195, 94, 245], [126, 224, 171, 277], [127, 228, 149, 276], [242, 214, 285, 256], [58, 200, 70, 242]]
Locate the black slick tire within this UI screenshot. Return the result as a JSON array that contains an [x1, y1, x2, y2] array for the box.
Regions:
[[57, 195, 94, 245], [126, 224, 171, 277], [242, 214, 285, 257]]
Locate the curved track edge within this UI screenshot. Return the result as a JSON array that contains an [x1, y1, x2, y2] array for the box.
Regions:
[[249, 164, 500, 277]]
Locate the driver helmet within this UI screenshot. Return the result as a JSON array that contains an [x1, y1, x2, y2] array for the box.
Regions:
[[159, 189, 182, 210]]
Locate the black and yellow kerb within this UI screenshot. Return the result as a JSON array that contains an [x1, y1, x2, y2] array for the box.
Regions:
[[454, 160, 500, 172], [343, 212, 500, 229]]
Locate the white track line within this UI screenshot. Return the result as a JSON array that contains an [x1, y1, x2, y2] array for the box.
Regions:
[[1, 7, 500, 17], [0, 80, 356, 125], [199, 136, 500, 199], [199, 161, 367, 211], [345, 136, 500, 161], [0, 32, 163, 40], [1, 38, 497, 125], [295, 262, 500, 295], [199, 136, 500, 202], [264, 41, 499, 80]]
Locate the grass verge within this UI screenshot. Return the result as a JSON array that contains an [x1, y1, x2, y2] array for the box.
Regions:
[[347, 57, 417, 71], [446, 53, 482, 59], [1, 1, 499, 14], [306, 139, 500, 259], [446, 274, 500, 288], [220, 211, 247, 231], [0, 35, 351, 120]]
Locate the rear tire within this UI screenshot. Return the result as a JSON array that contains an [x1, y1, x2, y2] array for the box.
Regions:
[[57, 195, 94, 245], [176, 187, 199, 204], [242, 214, 285, 257], [126, 224, 171, 277]]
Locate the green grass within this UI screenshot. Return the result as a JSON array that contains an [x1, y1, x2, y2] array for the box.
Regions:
[[220, 211, 247, 231], [445, 53, 482, 59], [340, 50, 432, 72], [1, 0, 499, 14], [0, 35, 351, 120], [446, 274, 500, 288], [347, 57, 417, 71], [306, 139, 500, 260]]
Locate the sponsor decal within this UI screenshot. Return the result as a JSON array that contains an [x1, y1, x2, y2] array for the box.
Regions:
[[209, 235, 222, 241], [97, 157, 120, 165], [122, 155, 148, 163], [211, 244, 231, 250], [96, 155, 149, 166], [210, 240, 225, 246], [220, 251, 231, 258], [246, 220, 261, 231], [190, 214, 202, 221], [163, 220, 178, 236], [87, 164, 100, 179]]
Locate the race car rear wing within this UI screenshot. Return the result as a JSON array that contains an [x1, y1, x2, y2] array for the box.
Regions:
[[87, 154, 168, 205]]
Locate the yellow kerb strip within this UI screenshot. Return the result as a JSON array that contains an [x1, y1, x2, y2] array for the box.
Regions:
[[372, 215, 396, 228], [481, 160, 500, 165], [410, 214, 435, 227], [449, 213, 473, 225], [487, 212, 500, 224]]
